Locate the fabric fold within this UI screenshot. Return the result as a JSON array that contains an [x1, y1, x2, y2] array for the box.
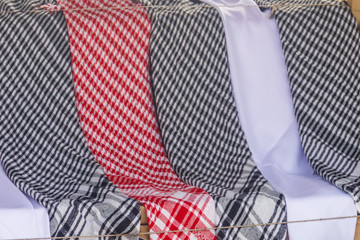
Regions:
[[60, 0, 217, 239], [140, 0, 287, 239], [255, 0, 360, 210], [0, 0, 140, 237]]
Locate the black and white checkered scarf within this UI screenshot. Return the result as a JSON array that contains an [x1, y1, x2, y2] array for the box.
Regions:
[[255, 0, 360, 210], [141, 0, 288, 239], [0, 0, 140, 238]]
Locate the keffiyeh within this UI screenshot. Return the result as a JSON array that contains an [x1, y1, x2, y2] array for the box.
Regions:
[[0, 0, 140, 237], [61, 0, 217, 239], [141, 0, 288, 239]]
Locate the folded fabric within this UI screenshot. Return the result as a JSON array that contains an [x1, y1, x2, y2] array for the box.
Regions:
[[201, 0, 357, 239], [60, 0, 216, 239], [140, 0, 287, 239], [255, 0, 360, 210], [0, 0, 140, 237], [0, 164, 51, 239]]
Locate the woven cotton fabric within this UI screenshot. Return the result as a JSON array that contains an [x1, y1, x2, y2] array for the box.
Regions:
[[255, 0, 360, 210], [61, 0, 217, 239], [141, 0, 287, 239], [0, 0, 140, 237]]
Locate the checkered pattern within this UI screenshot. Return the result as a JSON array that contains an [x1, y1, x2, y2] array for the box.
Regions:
[[141, 0, 287, 239], [256, 0, 360, 210], [0, 0, 140, 238], [61, 0, 216, 239]]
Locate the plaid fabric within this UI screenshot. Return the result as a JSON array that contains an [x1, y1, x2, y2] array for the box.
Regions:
[[61, 0, 217, 239], [255, 0, 360, 210], [141, 0, 287, 239], [0, 0, 140, 238]]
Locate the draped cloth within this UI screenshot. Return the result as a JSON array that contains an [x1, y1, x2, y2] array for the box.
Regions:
[[201, 0, 356, 239], [255, 0, 360, 210], [61, 0, 216, 239], [141, 0, 287, 239], [0, 0, 140, 237]]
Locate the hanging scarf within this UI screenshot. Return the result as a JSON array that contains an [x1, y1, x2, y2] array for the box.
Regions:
[[0, 0, 140, 237], [140, 0, 287, 239], [255, 0, 360, 210], [60, 0, 217, 239]]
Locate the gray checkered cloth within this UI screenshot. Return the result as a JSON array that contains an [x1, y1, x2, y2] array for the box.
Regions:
[[141, 0, 288, 239], [0, 0, 140, 238], [255, 0, 360, 210]]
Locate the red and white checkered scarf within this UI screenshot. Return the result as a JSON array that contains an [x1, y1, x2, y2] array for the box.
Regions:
[[61, 0, 217, 239]]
